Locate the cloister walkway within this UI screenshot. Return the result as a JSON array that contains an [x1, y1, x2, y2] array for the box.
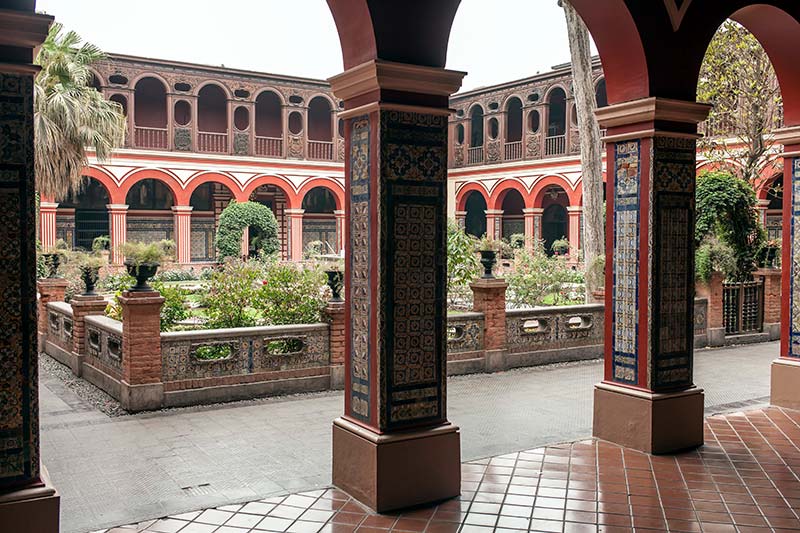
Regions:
[[42, 342, 777, 533]]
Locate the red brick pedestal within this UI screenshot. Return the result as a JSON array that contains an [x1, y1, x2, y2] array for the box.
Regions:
[[69, 295, 109, 376], [119, 290, 165, 411], [471, 278, 508, 372], [37, 279, 68, 345], [326, 301, 346, 389], [696, 272, 725, 346], [755, 268, 781, 340]]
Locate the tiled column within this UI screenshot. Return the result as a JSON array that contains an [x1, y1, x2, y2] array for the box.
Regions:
[[119, 290, 165, 411], [757, 199, 771, 227], [172, 205, 193, 265], [485, 209, 503, 240], [286, 208, 305, 261], [108, 204, 129, 265], [69, 295, 107, 377], [567, 206, 582, 258], [593, 98, 711, 454], [36, 279, 68, 342], [471, 279, 508, 372], [771, 127, 800, 410], [0, 9, 61, 533], [329, 60, 465, 512], [334, 209, 346, 254], [455, 210, 467, 230], [39, 201, 58, 250]]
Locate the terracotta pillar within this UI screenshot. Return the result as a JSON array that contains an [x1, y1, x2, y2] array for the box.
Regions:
[[69, 295, 107, 376], [37, 279, 68, 340], [757, 198, 771, 227], [334, 209, 346, 254], [771, 127, 800, 410], [592, 98, 711, 454], [329, 60, 465, 512], [286, 208, 305, 261], [471, 278, 508, 372], [119, 290, 165, 411], [172, 205, 193, 265], [327, 301, 345, 389], [455, 210, 467, 230], [39, 201, 58, 250], [108, 204, 128, 265], [485, 209, 503, 240], [567, 206, 582, 258], [0, 9, 61, 533]]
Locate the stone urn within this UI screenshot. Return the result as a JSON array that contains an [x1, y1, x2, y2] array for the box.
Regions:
[[42, 253, 61, 278], [80, 265, 101, 296], [325, 269, 344, 302], [479, 250, 497, 279], [125, 261, 160, 292]]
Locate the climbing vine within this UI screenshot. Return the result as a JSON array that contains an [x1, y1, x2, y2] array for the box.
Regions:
[[216, 201, 280, 260]]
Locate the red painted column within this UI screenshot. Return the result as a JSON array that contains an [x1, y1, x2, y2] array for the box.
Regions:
[[522, 208, 537, 249], [108, 204, 128, 265], [593, 98, 711, 454], [771, 127, 800, 410], [567, 206, 582, 259], [286, 208, 305, 261], [39, 201, 58, 250], [334, 209, 346, 254], [329, 60, 465, 512], [171, 205, 193, 265], [485, 209, 503, 240]]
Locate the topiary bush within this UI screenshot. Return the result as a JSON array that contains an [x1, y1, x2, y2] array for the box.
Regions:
[[216, 201, 280, 260]]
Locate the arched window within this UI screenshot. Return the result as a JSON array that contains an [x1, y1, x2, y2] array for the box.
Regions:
[[302, 187, 338, 254], [464, 191, 487, 238], [126, 180, 175, 210], [469, 106, 484, 147], [255, 91, 283, 140], [58, 178, 110, 250], [198, 84, 228, 134], [109, 94, 128, 117], [595, 78, 608, 109], [302, 187, 337, 213], [546, 88, 567, 137], [133, 77, 168, 148], [505, 97, 523, 143], [501, 189, 525, 238], [308, 97, 333, 142]]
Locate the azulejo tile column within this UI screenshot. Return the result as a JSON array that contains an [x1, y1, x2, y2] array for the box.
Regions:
[[592, 98, 711, 454], [328, 60, 465, 513], [771, 126, 800, 410], [0, 8, 61, 533]]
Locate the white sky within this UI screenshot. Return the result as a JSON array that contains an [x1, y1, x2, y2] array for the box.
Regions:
[[35, 0, 593, 92]]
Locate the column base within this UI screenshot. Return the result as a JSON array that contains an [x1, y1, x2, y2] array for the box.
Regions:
[[0, 467, 60, 533], [593, 383, 704, 454], [771, 358, 800, 411], [120, 381, 164, 412], [332, 418, 461, 513]]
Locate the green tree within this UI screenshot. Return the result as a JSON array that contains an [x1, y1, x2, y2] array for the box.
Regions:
[[446, 219, 480, 307], [203, 260, 263, 329], [695, 170, 764, 280], [258, 262, 328, 325], [216, 201, 280, 260], [506, 242, 579, 307], [697, 20, 783, 189], [34, 23, 126, 199]]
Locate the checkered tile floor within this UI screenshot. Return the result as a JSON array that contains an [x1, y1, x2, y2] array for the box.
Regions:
[[102, 407, 800, 533]]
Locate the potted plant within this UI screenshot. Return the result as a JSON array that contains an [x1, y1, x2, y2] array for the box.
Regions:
[[551, 237, 570, 256], [41, 239, 70, 279], [91, 235, 111, 264], [70, 251, 106, 296], [122, 240, 174, 292], [321, 256, 345, 302], [476, 235, 499, 279]]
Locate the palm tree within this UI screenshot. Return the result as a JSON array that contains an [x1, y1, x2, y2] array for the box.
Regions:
[[34, 23, 126, 200]]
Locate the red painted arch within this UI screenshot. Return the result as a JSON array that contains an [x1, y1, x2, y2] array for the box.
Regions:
[[455, 183, 490, 212], [241, 175, 299, 208], [488, 179, 531, 211], [83, 166, 125, 204], [119, 168, 187, 205], [184, 172, 245, 203], [297, 178, 345, 211], [531, 175, 579, 208]]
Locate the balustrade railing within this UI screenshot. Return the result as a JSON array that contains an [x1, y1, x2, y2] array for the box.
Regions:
[[545, 135, 567, 156], [504, 141, 523, 161], [198, 132, 228, 153], [255, 136, 283, 157], [308, 140, 334, 160], [133, 126, 168, 150], [467, 146, 484, 165]]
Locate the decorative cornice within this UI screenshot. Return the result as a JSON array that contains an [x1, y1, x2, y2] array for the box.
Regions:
[[773, 126, 800, 147], [329, 60, 466, 102], [595, 97, 711, 129], [0, 9, 53, 49]]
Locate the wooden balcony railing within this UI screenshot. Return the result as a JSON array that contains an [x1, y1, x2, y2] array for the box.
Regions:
[[133, 126, 168, 150], [504, 141, 523, 161], [308, 140, 334, 160], [467, 146, 484, 165], [198, 132, 228, 154], [255, 136, 283, 157], [545, 135, 567, 156]]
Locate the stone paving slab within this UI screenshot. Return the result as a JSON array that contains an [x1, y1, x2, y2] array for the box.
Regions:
[[41, 342, 778, 533]]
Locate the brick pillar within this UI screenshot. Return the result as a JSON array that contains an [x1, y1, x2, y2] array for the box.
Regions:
[[0, 9, 61, 533], [329, 60, 465, 512], [108, 204, 129, 265], [286, 208, 305, 261], [696, 271, 724, 346], [327, 301, 345, 389], [470, 278, 508, 372], [37, 279, 68, 340], [69, 295, 107, 376], [772, 127, 800, 410], [172, 205, 193, 265], [593, 98, 711, 454], [455, 210, 467, 230], [119, 290, 165, 411], [755, 267, 781, 338], [567, 206, 582, 260], [334, 209, 346, 254], [485, 209, 503, 240], [39, 201, 58, 251]]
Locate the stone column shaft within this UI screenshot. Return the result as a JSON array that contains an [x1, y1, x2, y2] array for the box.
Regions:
[[286, 208, 305, 261], [172, 205, 193, 264], [567, 206, 582, 257], [39, 202, 58, 251], [108, 204, 129, 265], [485, 209, 503, 240], [522, 208, 539, 250], [334, 209, 346, 254], [455, 210, 467, 230]]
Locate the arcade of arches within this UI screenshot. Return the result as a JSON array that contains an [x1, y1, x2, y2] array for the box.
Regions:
[[6, 1, 800, 530]]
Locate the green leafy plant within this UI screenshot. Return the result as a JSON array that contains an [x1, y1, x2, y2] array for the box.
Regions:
[[507, 241, 581, 307], [695, 236, 737, 283], [447, 219, 480, 307], [509, 233, 526, 249], [122, 240, 174, 266], [258, 262, 328, 325], [551, 238, 570, 255], [91, 235, 110, 253], [98, 272, 135, 292], [155, 268, 200, 282], [203, 259, 264, 329], [194, 344, 233, 360], [216, 201, 279, 260], [105, 280, 189, 331]]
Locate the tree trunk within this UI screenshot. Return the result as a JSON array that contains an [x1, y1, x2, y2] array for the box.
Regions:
[[561, 0, 605, 303]]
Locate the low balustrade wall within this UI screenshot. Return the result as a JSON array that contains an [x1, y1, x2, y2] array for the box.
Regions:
[[40, 287, 719, 412]]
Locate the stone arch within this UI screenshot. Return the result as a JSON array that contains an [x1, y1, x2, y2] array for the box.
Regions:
[[297, 179, 344, 211], [488, 179, 530, 211], [455, 182, 490, 211], [120, 169, 187, 205], [184, 172, 245, 202], [532, 175, 578, 208], [242, 175, 298, 208], [82, 165, 125, 204]]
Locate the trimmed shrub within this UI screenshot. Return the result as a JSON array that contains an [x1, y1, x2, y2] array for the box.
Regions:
[[216, 201, 280, 260]]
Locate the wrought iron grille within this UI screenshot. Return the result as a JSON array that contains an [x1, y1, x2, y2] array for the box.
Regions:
[[722, 279, 764, 335]]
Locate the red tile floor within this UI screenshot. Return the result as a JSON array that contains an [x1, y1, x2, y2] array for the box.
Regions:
[[105, 407, 800, 533]]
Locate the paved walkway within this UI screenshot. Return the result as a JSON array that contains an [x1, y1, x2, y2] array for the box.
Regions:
[[107, 406, 800, 533], [41, 342, 778, 533]]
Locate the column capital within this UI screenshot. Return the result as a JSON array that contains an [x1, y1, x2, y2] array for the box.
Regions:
[[171, 205, 193, 214], [567, 206, 583, 213], [757, 199, 771, 208], [523, 208, 544, 216], [285, 208, 305, 216], [485, 209, 504, 216], [597, 97, 711, 142], [454, 210, 467, 217], [39, 202, 59, 211], [107, 204, 129, 213], [334, 209, 345, 217]]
